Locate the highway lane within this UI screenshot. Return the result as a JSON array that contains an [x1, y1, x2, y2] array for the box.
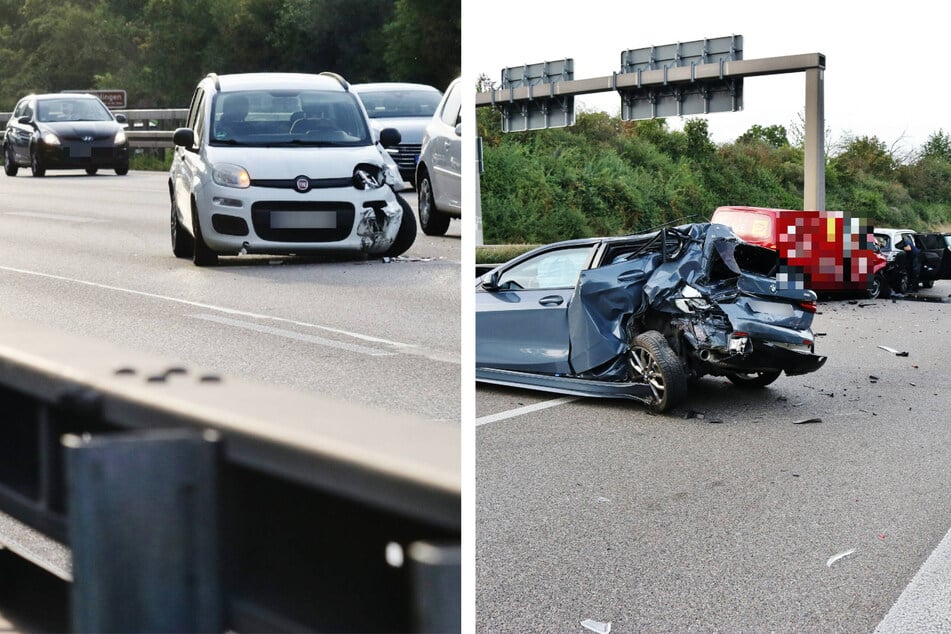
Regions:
[[0, 171, 461, 423], [476, 286, 951, 632]]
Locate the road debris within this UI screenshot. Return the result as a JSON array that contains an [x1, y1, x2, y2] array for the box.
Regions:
[[869, 375, 879, 383], [581, 619, 612, 634], [684, 410, 705, 420], [793, 418, 822, 425], [826, 549, 856, 567], [597, 496, 611, 503], [878, 345, 909, 357]]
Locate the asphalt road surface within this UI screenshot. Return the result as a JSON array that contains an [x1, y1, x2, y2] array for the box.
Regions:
[[0, 170, 461, 424], [477, 284, 951, 632]]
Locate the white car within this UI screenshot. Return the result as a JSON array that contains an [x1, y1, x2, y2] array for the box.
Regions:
[[415, 77, 462, 236], [351, 82, 442, 186], [169, 72, 415, 266]]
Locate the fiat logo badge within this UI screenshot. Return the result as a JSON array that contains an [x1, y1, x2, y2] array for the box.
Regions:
[[295, 176, 310, 193]]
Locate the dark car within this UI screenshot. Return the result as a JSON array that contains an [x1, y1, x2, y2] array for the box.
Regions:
[[476, 223, 827, 412], [874, 228, 951, 294], [3, 93, 129, 177]]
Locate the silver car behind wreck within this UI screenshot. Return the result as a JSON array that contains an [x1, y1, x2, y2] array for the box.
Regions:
[[476, 223, 827, 412]]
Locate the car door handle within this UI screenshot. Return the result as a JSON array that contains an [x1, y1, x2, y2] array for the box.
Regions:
[[538, 295, 564, 307], [617, 270, 647, 283]]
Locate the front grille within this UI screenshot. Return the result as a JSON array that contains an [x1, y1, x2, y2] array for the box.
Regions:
[[251, 177, 352, 190], [251, 201, 355, 242], [390, 143, 421, 171]]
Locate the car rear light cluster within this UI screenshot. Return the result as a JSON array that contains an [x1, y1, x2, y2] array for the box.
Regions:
[[799, 300, 817, 313]]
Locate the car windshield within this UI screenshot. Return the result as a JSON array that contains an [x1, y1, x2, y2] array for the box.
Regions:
[[36, 98, 112, 122], [357, 89, 442, 119], [210, 89, 372, 147]]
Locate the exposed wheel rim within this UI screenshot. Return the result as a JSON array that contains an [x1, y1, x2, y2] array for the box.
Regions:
[[418, 179, 433, 225], [629, 347, 665, 404]]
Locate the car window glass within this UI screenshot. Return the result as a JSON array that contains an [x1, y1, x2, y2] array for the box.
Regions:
[[37, 99, 111, 123], [211, 90, 371, 146], [440, 82, 461, 127], [359, 89, 442, 118], [13, 100, 27, 118], [498, 245, 595, 290], [192, 92, 206, 147], [186, 86, 204, 131]]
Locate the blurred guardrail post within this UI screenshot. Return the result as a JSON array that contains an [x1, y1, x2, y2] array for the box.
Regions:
[[0, 315, 460, 633]]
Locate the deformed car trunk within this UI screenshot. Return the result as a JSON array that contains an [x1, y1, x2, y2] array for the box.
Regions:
[[567, 223, 825, 383]]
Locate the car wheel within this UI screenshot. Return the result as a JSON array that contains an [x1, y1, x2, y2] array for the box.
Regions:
[[725, 370, 782, 388], [85, 167, 98, 175], [628, 330, 687, 413], [895, 269, 910, 294], [115, 164, 129, 176], [383, 195, 417, 258], [30, 148, 45, 177], [3, 145, 18, 176], [417, 172, 450, 236], [170, 194, 194, 258], [191, 203, 218, 267], [868, 272, 885, 299], [875, 271, 892, 299]]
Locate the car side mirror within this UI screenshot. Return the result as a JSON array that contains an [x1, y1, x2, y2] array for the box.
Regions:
[[379, 127, 401, 148], [482, 270, 501, 291], [454, 123, 462, 137], [18, 116, 31, 125], [114, 113, 127, 124], [172, 127, 195, 150]]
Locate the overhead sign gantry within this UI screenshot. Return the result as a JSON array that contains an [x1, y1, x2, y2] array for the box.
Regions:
[[476, 36, 827, 230]]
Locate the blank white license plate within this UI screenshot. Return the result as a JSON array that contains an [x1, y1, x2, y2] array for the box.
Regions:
[[270, 211, 336, 229], [71, 144, 91, 158]]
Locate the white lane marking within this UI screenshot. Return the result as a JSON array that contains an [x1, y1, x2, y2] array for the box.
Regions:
[[874, 525, 951, 632], [3, 211, 102, 223], [189, 314, 395, 357], [0, 265, 410, 348], [476, 396, 577, 426]]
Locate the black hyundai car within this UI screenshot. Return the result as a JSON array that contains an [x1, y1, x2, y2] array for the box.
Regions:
[[3, 93, 129, 177]]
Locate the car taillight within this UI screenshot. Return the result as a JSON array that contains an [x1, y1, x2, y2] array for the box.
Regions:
[[799, 300, 817, 313]]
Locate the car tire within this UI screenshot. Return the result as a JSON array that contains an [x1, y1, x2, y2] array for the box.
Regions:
[[30, 148, 45, 177], [417, 172, 451, 236], [868, 271, 886, 299], [383, 195, 417, 258], [921, 280, 934, 289], [628, 330, 687, 413], [85, 167, 98, 175], [895, 268, 910, 294], [725, 370, 782, 388], [3, 145, 18, 176], [115, 164, 129, 176], [191, 203, 218, 267], [170, 195, 194, 258], [875, 271, 893, 299]]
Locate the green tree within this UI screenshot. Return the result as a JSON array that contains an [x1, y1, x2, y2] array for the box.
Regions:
[[383, 0, 460, 89]]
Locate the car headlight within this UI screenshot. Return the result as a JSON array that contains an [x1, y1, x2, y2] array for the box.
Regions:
[[41, 132, 60, 146], [114, 130, 127, 144], [212, 163, 250, 188], [352, 163, 384, 189]]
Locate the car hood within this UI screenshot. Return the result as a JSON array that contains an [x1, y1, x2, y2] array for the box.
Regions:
[[40, 120, 121, 139], [205, 144, 390, 180]]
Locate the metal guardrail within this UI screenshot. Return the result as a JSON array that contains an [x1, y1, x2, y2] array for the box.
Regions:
[[0, 108, 186, 149], [0, 315, 460, 632]]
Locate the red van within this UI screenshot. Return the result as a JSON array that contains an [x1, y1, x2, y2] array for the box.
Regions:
[[710, 206, 887, 297]]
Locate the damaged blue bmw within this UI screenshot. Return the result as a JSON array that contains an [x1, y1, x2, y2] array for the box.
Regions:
[[476, 223, 827, 412]]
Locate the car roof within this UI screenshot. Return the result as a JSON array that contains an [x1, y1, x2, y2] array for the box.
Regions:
[[28, 93, 102, 101], [211, 72, 352, 93], [351, 82, 441, 93]]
